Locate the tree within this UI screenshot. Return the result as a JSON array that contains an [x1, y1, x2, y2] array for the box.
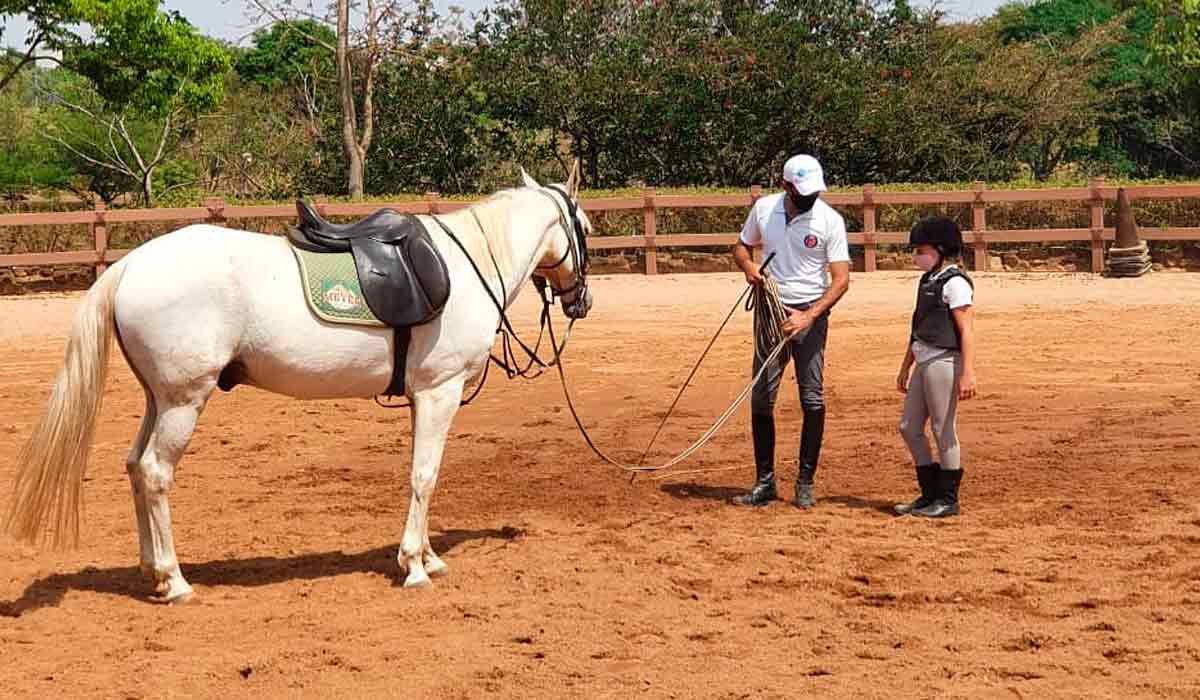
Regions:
[[30, 0, 232, 204], [1145, 0, 1200, 70], [475, 0, 715, 187], [475, 0, 936, 188], [236, 19, 336, 142], [0, 65, 73, 194], [236, 19, 336, 92], [186, 75, 327, 200], [334, 0, 371, 199], [365, 46, 516, 194], [2, 0, 230, 100], [996, 0, 1200, 178], [0, 0, 81, 93], [39, 73, 174, 204], [246, 1, 457, 199]]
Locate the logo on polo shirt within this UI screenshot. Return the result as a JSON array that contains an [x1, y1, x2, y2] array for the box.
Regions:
[[804, 234, 819, 248]]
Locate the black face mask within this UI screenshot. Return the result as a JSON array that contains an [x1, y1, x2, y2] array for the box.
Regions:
[[787, 190, 819, 214]]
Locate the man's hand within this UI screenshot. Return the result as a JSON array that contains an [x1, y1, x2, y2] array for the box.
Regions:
[[743, 266, 764, 286], [958, 371, 977, 400], [896, 367, 910, 394], [733, 243, 762, 285], [782, 308, 813, 337]]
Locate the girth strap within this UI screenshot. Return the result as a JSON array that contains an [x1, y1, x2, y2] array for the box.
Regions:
[[386, 327, 412, 398]]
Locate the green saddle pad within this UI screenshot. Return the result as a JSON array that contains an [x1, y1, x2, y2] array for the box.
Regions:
[[291, 245, 386, 327]]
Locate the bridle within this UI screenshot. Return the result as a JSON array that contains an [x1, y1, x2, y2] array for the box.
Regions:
[[532, 184, 590, 314]]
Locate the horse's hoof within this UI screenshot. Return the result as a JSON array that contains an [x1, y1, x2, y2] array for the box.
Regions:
[[150, 582, 194, 605], [425, 557, 449, 579], [165, 590, 195, 605], [403, 571, 433, 590]]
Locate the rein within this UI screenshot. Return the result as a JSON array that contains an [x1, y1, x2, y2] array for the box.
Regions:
[[427, 213, 559, 381], [544, 254, 792, 474], [376, 189, 585, 409], [384, 189, 790, 480]]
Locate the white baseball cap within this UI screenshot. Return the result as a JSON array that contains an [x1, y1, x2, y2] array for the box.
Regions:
[[782, 154, 827, 196]]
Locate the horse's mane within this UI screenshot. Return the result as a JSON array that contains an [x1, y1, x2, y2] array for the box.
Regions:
[[436, 187, 549, 282], [453, 188, 522, 242]]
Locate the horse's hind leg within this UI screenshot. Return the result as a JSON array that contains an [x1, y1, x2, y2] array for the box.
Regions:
[[125, 386, 157, 577], [131, 384, 213, 603]]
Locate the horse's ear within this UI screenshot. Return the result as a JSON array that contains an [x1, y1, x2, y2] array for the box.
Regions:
[[520, 167, 540, 189], [566, 158, 581, 198]]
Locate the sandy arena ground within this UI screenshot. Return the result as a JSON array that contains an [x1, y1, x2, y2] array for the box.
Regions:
[[1, 271, 1199, 699]]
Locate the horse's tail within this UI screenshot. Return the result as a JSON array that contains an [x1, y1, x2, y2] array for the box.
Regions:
[[5, 258, 128, 548]]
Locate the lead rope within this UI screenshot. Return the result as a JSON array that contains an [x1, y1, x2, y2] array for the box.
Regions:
[[634, 254, 780, 467], [549, 256, 792, 474], [399, 200, 791, 477]]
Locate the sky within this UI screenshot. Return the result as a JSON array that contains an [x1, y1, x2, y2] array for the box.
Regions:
[[2, 0, 1014, 50]]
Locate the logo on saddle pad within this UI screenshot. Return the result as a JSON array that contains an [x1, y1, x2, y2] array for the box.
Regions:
[[320, 281, 366, 312]]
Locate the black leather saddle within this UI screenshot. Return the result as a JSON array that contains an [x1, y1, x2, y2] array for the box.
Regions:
[[289, 200, 451, 328]]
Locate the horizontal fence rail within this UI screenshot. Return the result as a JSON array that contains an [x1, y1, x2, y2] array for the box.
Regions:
[[2, 179, 1199, 278]]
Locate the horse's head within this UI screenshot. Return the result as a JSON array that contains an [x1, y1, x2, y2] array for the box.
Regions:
[[522, 161, 593, 320]]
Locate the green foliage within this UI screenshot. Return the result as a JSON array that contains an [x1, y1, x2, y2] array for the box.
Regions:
[[1145, 0, 1200, 70], [0, 71, 73, 193], [184, 74, 327, 201], [2, 1, 231, 115], [362, 48, 517, 194], [0, 0, 86, 54], [64, 0, 231, 116], [997, 0, 1120, 41], [0, 1, 232, 204], [7, 0, 1200, 201], [996, 0, 1200, 178], [473, 0, 940, 188], [37, 70, 149, 201], [235, 19, 336, 92]]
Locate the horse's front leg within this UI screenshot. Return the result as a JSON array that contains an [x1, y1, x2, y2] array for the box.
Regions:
[[399, 378, 464, 589]]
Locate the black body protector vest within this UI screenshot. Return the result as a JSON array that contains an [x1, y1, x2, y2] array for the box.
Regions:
[[911, 267, 974, 351]]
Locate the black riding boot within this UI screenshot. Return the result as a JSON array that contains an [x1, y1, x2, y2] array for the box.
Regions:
[[793, 407, 825, 509], [895, 463, 940, 515], [913, 468, 962, 518], [734, 412, 777, 506]]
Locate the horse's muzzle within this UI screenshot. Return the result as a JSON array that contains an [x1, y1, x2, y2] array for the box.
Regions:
[[563, 288, 593, 319]]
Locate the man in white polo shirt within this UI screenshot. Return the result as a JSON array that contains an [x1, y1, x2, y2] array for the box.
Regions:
[[732, 154, 851, 508]]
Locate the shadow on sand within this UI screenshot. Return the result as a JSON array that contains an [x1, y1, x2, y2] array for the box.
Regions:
[[0, 526, 522, 616]]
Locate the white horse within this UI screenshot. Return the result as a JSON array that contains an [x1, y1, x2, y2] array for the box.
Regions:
[[5, 166, 592, 601]]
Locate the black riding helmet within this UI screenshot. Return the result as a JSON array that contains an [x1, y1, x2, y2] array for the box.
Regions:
[[909, 216, 963, 260]]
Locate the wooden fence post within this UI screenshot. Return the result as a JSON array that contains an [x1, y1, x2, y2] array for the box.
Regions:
[[427, 192, 441, 215], [862, 184, 877, 272], [1089, 177, 1105, 273], [972, 181, 988, 272], [92, 200, 107, 277], [643, 188, 657, 275], [205, 196, 226, 226]]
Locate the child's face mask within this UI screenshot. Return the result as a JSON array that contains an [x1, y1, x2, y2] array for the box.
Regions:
[[913, 252, 939, 271]]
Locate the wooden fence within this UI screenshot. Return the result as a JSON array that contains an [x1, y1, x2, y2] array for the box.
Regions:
[[3, 178, 1200, 278]]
